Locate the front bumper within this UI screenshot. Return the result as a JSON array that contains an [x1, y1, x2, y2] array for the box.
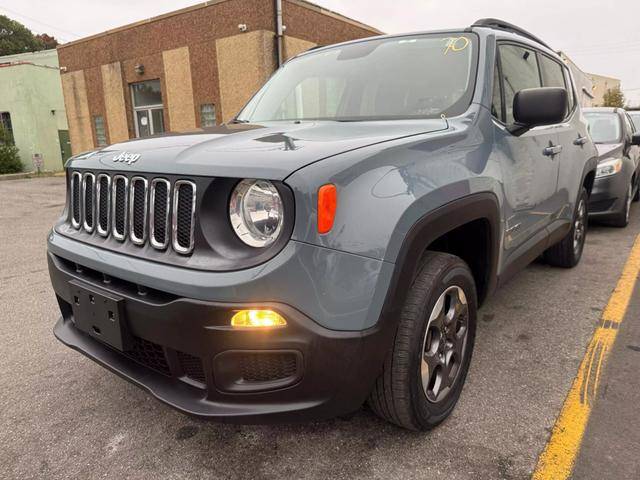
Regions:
[[47, 234, 396, 422], [588, 172, 629, 219]]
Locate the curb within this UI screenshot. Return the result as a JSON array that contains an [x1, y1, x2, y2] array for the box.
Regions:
[[0, 171, 64, 181]]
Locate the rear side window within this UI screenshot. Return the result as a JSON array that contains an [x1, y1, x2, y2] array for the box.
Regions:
[[499, 44, 542, 124], [624, 113, 635, 137], [539, 54, 572, 118], [491, 62, 503, 120], [539, 54, 565, 89], [563, 68, 576, 113]]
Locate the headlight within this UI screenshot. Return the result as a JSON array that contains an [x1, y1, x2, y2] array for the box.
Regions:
[[229, 179, 284, 247], [596, 158, 623, 178]]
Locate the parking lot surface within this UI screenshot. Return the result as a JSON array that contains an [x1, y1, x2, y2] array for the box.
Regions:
[[1, 177, 639, 479]]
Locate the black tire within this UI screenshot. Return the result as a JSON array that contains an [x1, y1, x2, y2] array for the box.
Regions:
[[368, 252, 477, 431], [609, 181, 633, 228], [544, 187, 588, 268]]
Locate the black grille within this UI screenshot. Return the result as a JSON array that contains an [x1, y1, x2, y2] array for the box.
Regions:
[[69, 171, 195, 255], [114, 177, 127, 237], [177, 351, 206, 384], [83, 175, 94, 229], [239, 353, 298, 383], [98, 176, 109, 234], [71, 173, 81, 225], [152, 181, 169, 247], [175, 183, 194, 252], [131, 178, 147, 242], [124, 337, 171, 376]]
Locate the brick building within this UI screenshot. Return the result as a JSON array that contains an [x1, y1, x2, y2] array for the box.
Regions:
[[57, 0, 380, 155]]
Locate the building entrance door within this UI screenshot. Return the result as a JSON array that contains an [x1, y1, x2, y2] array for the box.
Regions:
[[58, 130, 72, 167]]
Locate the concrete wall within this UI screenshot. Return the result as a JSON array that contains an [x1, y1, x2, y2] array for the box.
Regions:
[[57, 0, 379, 153], [216, 30, 277, 122], [162, 47, 197, 130], [590, 73, 622, 107], [0, 50, 68, 171], [101, 62, 128, 143]]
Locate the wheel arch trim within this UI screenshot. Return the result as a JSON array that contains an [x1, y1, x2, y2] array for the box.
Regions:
[[380, 192, 501, 327]]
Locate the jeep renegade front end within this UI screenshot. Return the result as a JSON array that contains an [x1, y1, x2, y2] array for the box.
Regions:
[[48, 19, 597, 430]]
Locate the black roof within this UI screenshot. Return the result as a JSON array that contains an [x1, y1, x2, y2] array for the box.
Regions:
[[472, 18, 552, 50]]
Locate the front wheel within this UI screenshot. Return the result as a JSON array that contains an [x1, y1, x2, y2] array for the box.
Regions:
[[544, 187, 588, 268], [368, 252, 477, 431]]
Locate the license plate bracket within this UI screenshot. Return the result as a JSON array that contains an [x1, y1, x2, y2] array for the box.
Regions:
[[69, 280, 132, 351]]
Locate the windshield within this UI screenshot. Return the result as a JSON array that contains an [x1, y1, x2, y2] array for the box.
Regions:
[[237, 33, 478, 123], [629, 112, 640, 131], [585, 112, 622, 144]]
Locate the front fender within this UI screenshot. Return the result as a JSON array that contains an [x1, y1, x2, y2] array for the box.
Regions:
[[284, 108, 502, 263]]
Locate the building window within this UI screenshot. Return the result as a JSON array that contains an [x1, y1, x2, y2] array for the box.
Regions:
[[0, 111, 14, 144], [130, 80, 165, 138], [94, 115, 107, 147], [200, 103, 216, 127]]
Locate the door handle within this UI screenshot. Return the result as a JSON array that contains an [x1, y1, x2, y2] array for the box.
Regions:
[[573, 136, 588, 146], [543, 145, 563, 157]]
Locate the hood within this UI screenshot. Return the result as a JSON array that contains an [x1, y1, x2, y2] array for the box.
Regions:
[[595, 142, 623, 160], [66, 120, 448, 180]]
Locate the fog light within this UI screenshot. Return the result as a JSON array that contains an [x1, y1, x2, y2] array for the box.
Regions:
[[231, 310, 287, 328]]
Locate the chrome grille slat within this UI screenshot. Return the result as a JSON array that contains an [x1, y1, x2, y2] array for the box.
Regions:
[[129, 176, 148, 245], [96, 174, 111, 237], [82, 173, 95, 233], [150, 178, 171, 250], [112, 175, 129, 241], [172, 180, 196, 255], [71, 171, 82, 229], [69, 171, 196, 256]]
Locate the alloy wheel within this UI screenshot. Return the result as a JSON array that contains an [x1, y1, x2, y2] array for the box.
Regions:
[[573, 198, 586, 256], [625, 183, 633, 224], [421, 286, 469, 403]]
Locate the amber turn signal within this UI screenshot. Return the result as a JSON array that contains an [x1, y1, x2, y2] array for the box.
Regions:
[[317, 184, 337, 234], [231, 310, 287, 328]]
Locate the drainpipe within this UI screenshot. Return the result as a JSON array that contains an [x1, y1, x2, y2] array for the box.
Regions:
[[275, 0, 284, 67]]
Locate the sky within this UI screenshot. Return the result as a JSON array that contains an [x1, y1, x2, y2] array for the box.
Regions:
[[2, 0, 640, 105]]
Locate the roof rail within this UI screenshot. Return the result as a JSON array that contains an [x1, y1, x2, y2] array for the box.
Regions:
[[471, 18, 552, 50]]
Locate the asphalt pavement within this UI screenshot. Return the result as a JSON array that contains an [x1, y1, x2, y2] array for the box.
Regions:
[[1, 177, 639, 480]]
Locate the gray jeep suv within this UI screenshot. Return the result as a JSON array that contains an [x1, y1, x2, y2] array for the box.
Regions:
[[47, 19, 597, 430]]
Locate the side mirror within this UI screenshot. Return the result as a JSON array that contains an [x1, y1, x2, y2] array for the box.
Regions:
[[508, 87, 568, 136], [632, 132, 640, 146]]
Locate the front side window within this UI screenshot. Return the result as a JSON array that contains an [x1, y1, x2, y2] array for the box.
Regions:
[[131, 80, 165, 137], [585, 112, 622, 144], [237, 33, 478, 122], [499, 44, 542, 125], [0, 111, 14, 144]]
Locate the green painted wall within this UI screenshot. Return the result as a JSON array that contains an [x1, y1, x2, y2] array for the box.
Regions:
[[0, 50, 68, 172]]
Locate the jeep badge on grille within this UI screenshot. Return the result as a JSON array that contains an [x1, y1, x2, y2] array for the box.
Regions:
[[113, 152, 141, 165]]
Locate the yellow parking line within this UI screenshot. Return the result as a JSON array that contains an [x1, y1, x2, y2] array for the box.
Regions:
[[532, 234, 640, 480]]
